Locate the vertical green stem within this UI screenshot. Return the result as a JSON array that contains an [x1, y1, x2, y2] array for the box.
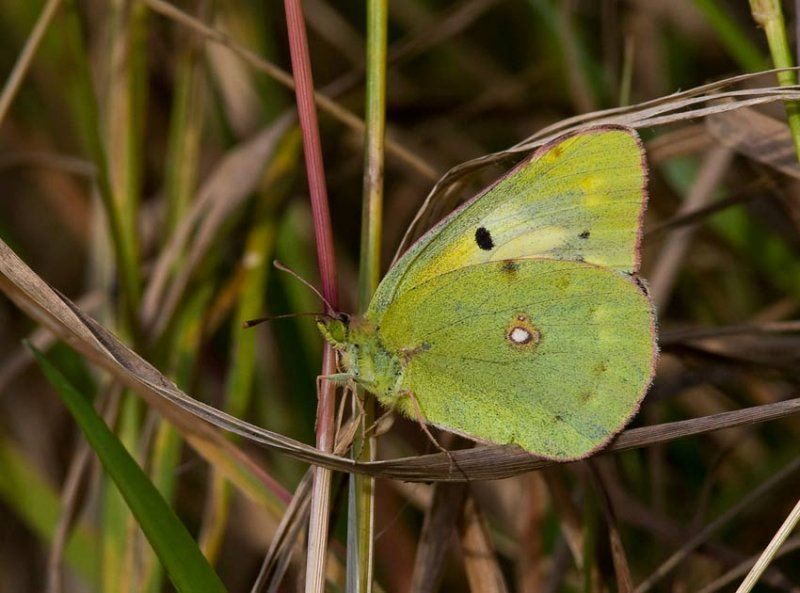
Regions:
[[348, 1, 387, 590], [750, 0, 800, 160], [358, 1, 387, 306]]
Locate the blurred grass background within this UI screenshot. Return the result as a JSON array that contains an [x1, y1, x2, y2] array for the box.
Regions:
[[1, 0, 800, 592]]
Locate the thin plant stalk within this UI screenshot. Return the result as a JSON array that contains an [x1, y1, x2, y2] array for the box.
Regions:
[[750, 0, 800, 159], [62, 0, 142, 328], [99, 1, 150, 588], [734, 496, 800, 593], [143, 0, 437, 181], [634, 455, 800, 593], [347, 0, 387, 591], [0, 0, 63, 127], [282, 0, 340, 591]]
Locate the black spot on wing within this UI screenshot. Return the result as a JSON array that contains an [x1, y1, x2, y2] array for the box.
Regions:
[[500, 259, 519, 276], [475, 227, 494, 251], [579, 230, 590, 239]]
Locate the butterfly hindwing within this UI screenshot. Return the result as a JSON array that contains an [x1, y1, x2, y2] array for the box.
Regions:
[[378, 258, 656, 460]]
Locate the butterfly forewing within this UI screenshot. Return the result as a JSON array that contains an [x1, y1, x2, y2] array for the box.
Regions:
[[369, 126, 647, 319]]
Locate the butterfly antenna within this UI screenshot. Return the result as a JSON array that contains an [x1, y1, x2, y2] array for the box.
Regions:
[[241, 260, 340, 328], [272, 260, 337, 313], [242, 311, 322, 329]]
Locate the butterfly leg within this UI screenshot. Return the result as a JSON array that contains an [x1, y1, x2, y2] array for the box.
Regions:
[[329, 380, 391, 455], [333, 380, 355, 447], [318, 376, 379, 456], [398, 389, 454, 462], [317, 372, 351, 390], [341, 388, 396, 456], [319, 376, 368, 457]]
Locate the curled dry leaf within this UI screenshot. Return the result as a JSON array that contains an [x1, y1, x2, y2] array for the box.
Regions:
[[396, 72, 800, 256], [707, 105, 800, 179]]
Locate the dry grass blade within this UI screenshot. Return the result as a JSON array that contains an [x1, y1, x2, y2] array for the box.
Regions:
[[520, 69, 800, 147], [707, 105, 800, 178], [0, 237, 354, 470], [662, 332, 800, 372], [3, 228, 800, 481], [251, 472, 313, 593], [661, 321, 800, 344], [253, 417, 359, 592], [365, 398, 800, 481], [141, 116, 294, 337], [634, 456, 800, 593], [458, 493, 508, 593], [696, 535, 800, 593], [409, 482, 467, 593], [734, 496, 800, 593], [394, 78, 800, 257], [587, 462, 633, 593]]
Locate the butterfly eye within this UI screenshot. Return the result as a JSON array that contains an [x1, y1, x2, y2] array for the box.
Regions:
[[336, 312, 351, 324]]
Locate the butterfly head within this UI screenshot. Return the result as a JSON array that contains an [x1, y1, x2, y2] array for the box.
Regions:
[[316, 312, 352, 348]]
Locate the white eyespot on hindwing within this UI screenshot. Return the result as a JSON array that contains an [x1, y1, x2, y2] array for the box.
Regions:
[[506, 313, 541, 352], [509, 327, 534, 344]]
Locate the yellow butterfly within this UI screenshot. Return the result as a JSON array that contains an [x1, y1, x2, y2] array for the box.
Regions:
[[320, 126, 657, 460]]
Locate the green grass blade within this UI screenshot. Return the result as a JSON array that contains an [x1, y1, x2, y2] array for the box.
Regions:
[[0, 438, 99, 585], [30, 344, 227, 593]]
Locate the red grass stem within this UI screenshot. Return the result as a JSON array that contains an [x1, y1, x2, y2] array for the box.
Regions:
[[283, 0, 339, 317], [283, 2, 339, 591]]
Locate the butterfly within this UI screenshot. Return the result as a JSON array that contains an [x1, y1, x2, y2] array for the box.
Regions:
[[318, 126, 657, 460]]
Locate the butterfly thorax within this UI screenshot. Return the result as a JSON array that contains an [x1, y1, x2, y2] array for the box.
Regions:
[[317, 315, 405, 405]]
